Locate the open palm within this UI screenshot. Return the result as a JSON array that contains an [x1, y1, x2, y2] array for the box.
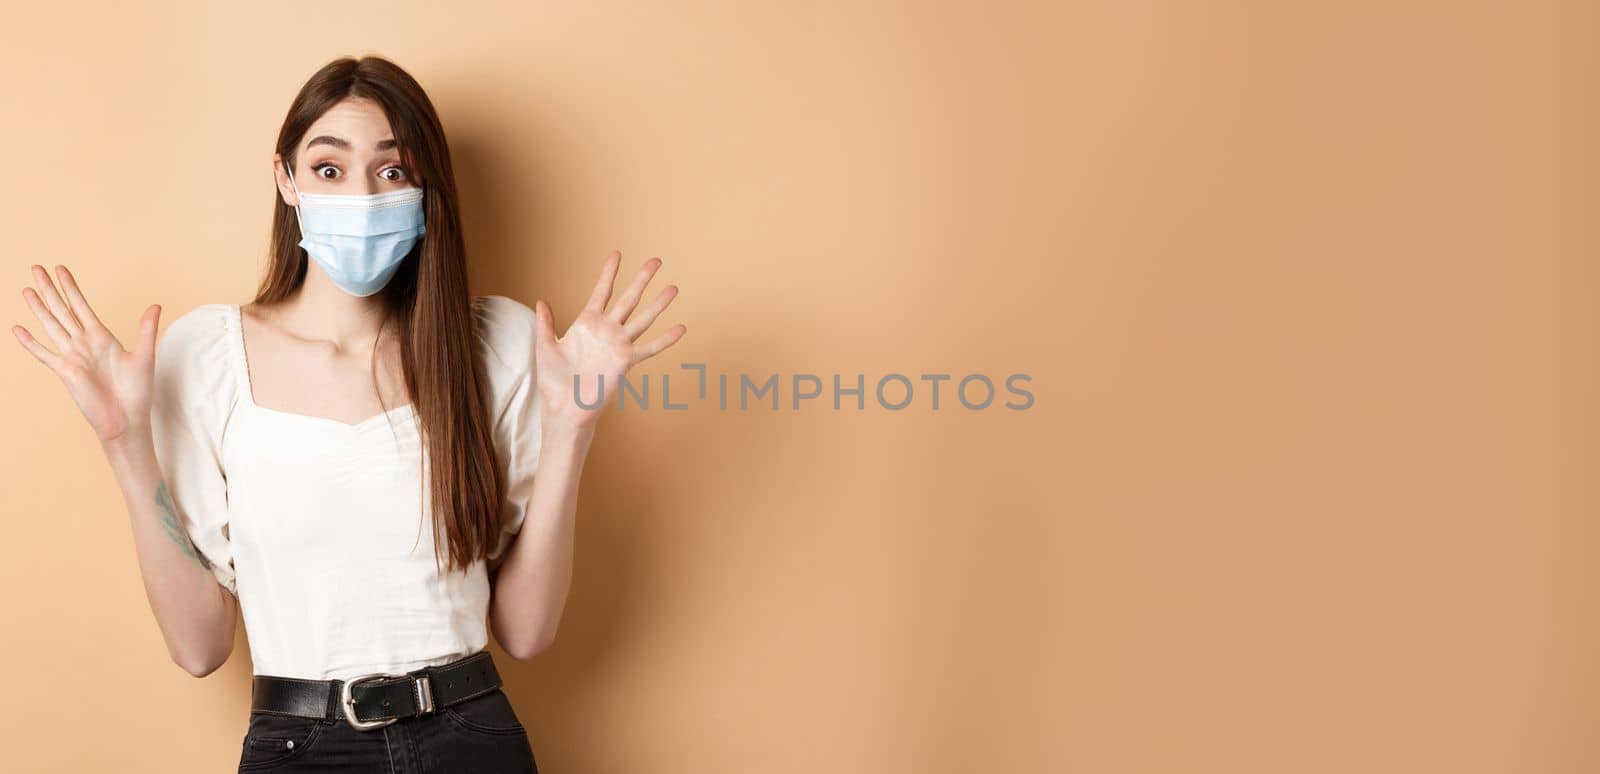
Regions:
[[12, 264, 162, 445], [533, 251, 685, 427]]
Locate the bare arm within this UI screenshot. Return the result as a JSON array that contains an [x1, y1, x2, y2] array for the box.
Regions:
[[489, 251, 685, 659], [12, 264, 236, 676], [102, 430, 238, 676], [488, 421, 593, 658]]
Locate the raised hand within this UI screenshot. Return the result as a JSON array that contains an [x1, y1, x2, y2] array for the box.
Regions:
[[11, 265, 162, 446], [533, 250, 685, 427]]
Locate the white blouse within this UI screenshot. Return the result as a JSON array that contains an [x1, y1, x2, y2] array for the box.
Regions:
[[148, 295, 542, 681]]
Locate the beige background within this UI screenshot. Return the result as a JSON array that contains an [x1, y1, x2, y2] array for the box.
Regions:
[[0, 2, 1591, 772]]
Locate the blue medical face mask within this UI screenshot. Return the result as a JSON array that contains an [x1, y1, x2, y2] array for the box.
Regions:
[[285, 163, 426, 297]]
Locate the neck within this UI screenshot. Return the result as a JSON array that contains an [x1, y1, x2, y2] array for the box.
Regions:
[[275, 267, 393, 353]]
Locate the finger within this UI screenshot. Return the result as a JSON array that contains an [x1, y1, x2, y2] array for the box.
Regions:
[[21, 286, 75, 351], [607, 257, 664, 324], [622, 284, 680, 341], [533, 300, 560, 351], [135, 304, 161, 362], [55, 265, 108, 334], [582, 250, 623, 314], [11, 324, 64, 371], [631, 324, 686, 364], [30, 264, 83, 336]]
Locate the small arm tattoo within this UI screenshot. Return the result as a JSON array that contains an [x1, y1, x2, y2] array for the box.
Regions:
[[155, 481, 212, 571]]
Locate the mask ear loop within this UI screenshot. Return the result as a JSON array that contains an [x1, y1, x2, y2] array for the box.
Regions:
[[284, 158, 306, 238]]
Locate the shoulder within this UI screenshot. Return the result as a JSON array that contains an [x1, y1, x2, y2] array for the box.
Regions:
[[151, 303, 239, 424], [155, 303, 236, 369], [471, 294, 537, 374], [158, 303, 235, 359]]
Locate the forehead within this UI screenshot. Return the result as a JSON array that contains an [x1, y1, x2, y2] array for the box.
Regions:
[[300, 98, 397, 153]]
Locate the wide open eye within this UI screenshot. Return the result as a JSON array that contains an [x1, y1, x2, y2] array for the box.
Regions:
[[312, 163, 341, 180], [380, 166, 408, 183]]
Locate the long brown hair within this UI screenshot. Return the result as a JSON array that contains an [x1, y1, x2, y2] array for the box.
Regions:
[[256, 55, 504, 576]]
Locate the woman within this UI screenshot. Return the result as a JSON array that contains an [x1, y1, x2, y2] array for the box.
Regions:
[[10, 55, 683, 772]]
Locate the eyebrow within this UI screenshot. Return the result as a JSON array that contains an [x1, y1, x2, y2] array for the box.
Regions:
[[304, 135, 399, 152]]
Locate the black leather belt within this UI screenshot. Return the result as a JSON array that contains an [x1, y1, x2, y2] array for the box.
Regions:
[[251, 649, 504, 731]]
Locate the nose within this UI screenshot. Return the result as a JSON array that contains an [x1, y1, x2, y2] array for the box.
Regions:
[[354, 177, 382, 196]]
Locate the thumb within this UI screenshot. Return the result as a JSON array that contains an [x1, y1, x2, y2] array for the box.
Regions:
[[533, 300, 559, 351], [136, 304, 161, 362]]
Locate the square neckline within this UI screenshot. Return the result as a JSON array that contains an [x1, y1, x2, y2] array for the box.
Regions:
[[227, 303, 416, 430]]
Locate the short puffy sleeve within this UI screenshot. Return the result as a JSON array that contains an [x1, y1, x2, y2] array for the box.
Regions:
[[472, 295, 543, 571], [148, 304, 239, 597]]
